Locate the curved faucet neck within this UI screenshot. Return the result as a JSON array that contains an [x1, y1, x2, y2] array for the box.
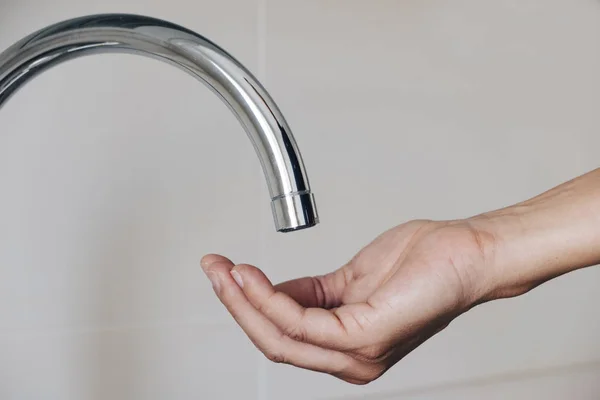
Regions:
[[0, 14, 318, 232]]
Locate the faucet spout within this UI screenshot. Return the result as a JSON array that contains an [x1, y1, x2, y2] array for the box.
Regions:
[[0, 13, 319, 232]]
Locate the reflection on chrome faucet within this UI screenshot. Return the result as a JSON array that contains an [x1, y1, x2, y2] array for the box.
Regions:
[[0, 13, 318, 232]]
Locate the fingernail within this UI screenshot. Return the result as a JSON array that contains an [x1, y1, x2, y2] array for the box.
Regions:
[[231, 270, 244, 288], [206, 271, 221, 293]]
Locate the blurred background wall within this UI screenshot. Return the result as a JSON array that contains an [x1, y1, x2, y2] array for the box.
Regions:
[[1, 1, 599, 398]]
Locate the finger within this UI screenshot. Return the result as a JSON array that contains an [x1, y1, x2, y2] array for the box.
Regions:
[[232, 264, 375, 350], [201, 260, 375, 382], [274, 267, 348, 309], [201, 253, 234, 270]]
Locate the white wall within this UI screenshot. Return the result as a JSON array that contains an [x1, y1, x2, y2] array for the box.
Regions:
[[1, 1, 600, 399]]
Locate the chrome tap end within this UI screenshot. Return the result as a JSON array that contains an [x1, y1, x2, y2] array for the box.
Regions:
[[271, 191, 319, 233]]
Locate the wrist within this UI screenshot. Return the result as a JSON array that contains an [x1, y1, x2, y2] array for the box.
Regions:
[[467, 182, 600, 302], [466, 206, 536, 301]]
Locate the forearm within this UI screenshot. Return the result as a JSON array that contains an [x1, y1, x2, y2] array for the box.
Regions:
[[469, 168, 600, 300]]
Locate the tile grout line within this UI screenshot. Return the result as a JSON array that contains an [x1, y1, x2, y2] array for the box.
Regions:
[[256, 1, 268, 400]]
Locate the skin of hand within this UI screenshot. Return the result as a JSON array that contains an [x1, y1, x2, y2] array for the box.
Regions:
[[201, 220, 497, 384], [201, 168, 600, 385]]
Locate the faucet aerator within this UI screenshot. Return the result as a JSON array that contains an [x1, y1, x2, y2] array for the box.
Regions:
[[271, 191, 319, 232]]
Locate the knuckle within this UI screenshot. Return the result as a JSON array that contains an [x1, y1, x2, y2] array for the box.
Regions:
[[332, 358, 388, 386], [348, 378, 371, 386], [264, 349, 286, 364], [338, 373, 375, 386], [368, 364, 387, 381], [351, 344, 389, 363], [349, 365, 386, 385], [284, 324, 307, 343], [263, 335, 288, 364], [339, 377, 368, 386]]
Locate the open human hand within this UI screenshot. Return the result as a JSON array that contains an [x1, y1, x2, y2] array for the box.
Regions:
[[200, 219, 496, 384]]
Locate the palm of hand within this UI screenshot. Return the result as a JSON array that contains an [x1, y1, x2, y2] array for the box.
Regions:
[[201, 220, 491, 384]]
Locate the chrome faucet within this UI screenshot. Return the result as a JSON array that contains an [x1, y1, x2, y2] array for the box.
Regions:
[[0, 13, 318, 232]]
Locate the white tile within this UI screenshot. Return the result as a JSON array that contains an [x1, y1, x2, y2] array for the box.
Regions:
[[0, 0, 265, 332], [263, 1, 600, 399], [0, 323, 259, 400]]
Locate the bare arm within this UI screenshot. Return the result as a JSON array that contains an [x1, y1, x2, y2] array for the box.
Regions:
[[201, 168, 600, 384], [470, 167, 600, 301]]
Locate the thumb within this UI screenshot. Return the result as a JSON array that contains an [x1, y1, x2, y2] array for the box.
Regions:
[[274, 267, 349, 309]]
